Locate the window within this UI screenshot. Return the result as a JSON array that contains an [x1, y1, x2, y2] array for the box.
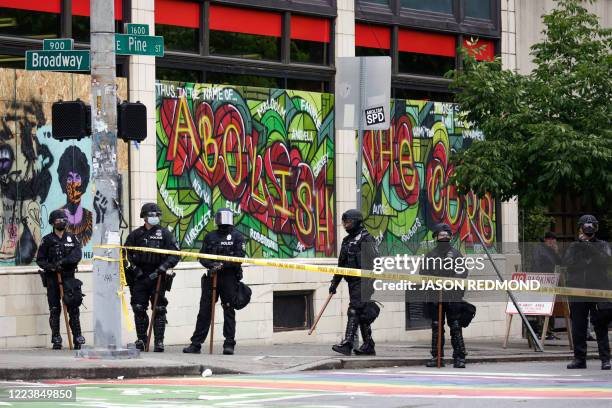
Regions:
[[157, 67, 201, 83], [0, 5, 59, 39], [398, 29, 456, 76], [393, 88, 454, 102], [400, 0, 453, 14], [273, 291, 314, 332], [290, 15, 330, 65], [286, 78, 328, 92], [363, 0, 388, 4], [355, 23, 391, 57], [465, 0, 491, 19], [205, 72, 283, 89], [209, 5, 281, 61], [155, 0, 199, 53], [0, 54, 25, 68]]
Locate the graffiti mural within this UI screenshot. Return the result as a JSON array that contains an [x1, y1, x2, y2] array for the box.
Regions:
[[362, 100, 496, 255], [0, 69, 128, 265], [156, 81, 335, 258]]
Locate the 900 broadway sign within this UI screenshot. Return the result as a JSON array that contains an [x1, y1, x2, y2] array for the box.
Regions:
[[25, 50, 90, 71]]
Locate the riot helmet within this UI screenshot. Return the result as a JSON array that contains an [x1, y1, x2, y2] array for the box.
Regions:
[[433, 223, 452, 242], [215, 208, 234, 226], [578, 214, 598, 237], [49, 209, 68, 231], [140, 202, 162, 218], [341, 209, 363, 233]]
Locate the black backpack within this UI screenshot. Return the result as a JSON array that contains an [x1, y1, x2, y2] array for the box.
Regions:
[[63, 277, 84, 308], [232, 281, 252, 310]]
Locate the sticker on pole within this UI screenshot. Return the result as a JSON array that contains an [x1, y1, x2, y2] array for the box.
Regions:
[[365, 106, 385, 126]]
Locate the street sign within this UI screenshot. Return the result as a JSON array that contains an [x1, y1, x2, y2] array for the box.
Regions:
[[126, 23, 149, 36], [43, 38, 74, 51], [115, 34, 164, 57], [25, 50, 91, 71]]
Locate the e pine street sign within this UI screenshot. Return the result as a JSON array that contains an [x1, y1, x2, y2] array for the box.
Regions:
[[115, 34, 164, 57], [25, 50, 90, 71]]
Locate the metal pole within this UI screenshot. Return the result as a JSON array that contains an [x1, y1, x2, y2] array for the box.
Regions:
[[89, 0, 123, 351], [468, 219, 543, 352], [356, 58, 365, 210]]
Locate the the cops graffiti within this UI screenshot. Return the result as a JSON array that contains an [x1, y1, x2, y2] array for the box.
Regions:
[[362, 100, 495, 255], [156, 81, 336, 258]]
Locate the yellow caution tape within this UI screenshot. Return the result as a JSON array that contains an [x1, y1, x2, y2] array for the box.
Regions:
[[94, 244, 612, 300]]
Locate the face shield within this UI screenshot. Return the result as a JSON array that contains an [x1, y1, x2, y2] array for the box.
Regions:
[[215, 209, 234, 226]]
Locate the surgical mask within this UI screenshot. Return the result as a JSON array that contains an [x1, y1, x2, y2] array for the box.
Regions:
[[147, 216, 160, 226]]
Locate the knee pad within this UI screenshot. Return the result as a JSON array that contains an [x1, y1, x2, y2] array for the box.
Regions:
[[347, 307, 359, 318], [49, 306, 61, 314], [155, 305, 167, 315], [133, 303, 147, 314]]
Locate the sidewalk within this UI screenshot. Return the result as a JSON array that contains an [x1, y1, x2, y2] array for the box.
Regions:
[[0, 339, 596, 380]]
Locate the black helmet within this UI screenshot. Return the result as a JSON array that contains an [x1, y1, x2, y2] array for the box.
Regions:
[[140, 202, 162, 218], [49, 209, 67, 224], [341, 209, 363, 223], [215, 208, 234, 226], [578, 214, 598, 235], [433, 223, 452, 239]]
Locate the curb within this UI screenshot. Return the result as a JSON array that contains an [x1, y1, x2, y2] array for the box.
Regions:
[[0, 353, 600, 380]]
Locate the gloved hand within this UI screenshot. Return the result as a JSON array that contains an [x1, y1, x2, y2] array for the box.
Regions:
[[329, 282, 338, 295], [210, 262, 223, 272], [54, 261, 63, 273], [149, 265, 167, 281]]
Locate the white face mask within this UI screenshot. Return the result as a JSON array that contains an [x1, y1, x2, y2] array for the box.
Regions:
[[147, 216, 160, 226]]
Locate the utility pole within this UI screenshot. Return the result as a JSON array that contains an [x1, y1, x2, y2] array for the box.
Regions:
[[79, 0, 131, 357]]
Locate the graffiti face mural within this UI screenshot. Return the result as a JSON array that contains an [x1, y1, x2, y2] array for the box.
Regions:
[[156, 81, 335, 258], [362, 100, 496, 255]]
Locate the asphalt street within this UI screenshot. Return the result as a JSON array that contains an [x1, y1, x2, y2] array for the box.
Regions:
[[1, 361, 610, 407]]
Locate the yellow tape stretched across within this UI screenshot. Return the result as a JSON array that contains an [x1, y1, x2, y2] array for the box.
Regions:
[[92, 252, 134, 332], [95, 244, 612, 300]]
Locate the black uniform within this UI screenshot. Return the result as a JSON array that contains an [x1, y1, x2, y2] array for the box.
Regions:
[[330, 225, 379, 354], [563, 238, 611, 364], [124, 225, 180, 350], [36, 231, 83, 348], [420, 241, 467, 365], [188, 226, 246, 350]]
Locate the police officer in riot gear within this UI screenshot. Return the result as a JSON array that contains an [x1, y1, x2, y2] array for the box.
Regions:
[[36, 209, 85, 350], [329, 209, 379, 356], [125, 203, 180, 352], [421, 223, 468, 368], [564, 215, 611, 370], [183, 208, 246, 355]]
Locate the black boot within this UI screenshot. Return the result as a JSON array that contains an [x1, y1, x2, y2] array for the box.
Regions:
[[333, 308, 359, 356], [69, 308, 86, 350], [426, 320, 445, 367], [183, 343, 202, 353], [567, 359, 587, 369], [450, 320, 466, 368], [133, 307, 149, 351], [49, 307, 62, 350], [602, 360, 611, 370], [153, 308, 166, 352], [354, 323, 376, 355]]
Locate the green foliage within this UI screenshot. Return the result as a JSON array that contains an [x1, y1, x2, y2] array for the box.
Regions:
[[447, 0, 612, 209], [519, 205, 555, 243]]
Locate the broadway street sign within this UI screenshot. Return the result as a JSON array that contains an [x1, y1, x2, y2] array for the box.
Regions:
[[25, 50, 91, 71]]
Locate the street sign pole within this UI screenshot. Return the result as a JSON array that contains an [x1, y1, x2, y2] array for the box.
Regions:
[[78, 0, 135, 358], [356, 58, 365, 211]]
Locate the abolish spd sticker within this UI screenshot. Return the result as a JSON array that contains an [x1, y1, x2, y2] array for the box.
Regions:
[[365, 106, 385, 126]]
